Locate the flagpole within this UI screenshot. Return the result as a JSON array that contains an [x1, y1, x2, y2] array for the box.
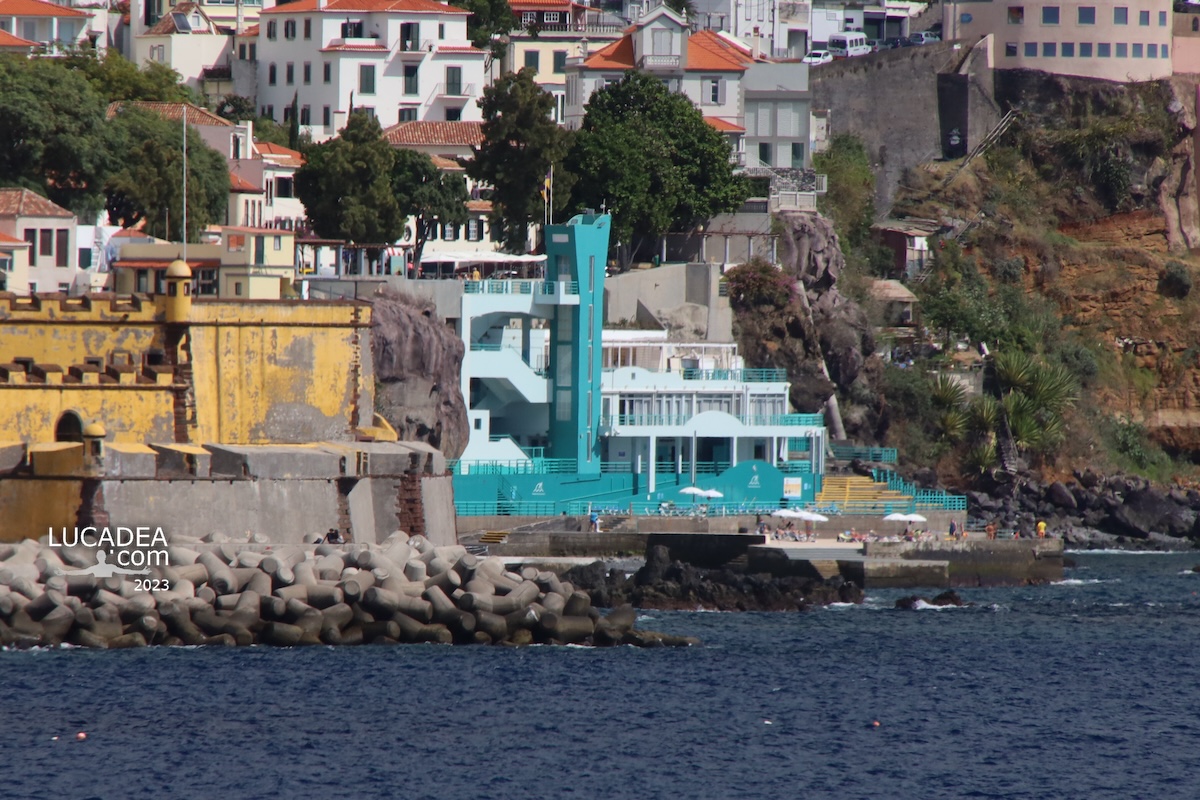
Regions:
[[182, 107, 188, 261], [549, 163, 553, 226]]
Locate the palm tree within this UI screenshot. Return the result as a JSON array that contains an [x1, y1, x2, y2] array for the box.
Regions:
[[931, 373, 967, 410]]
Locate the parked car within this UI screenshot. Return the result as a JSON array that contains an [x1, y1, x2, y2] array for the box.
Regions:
[[908, 31, 941, 45], [866, 38, 884, 52], [883, 36, 911, 49], [802, 50, 834, 65]]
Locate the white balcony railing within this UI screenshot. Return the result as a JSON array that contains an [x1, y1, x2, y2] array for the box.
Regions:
[[640, 54, 681, 68], [398, 38, 435, 53], [435, 82, 475, 97]]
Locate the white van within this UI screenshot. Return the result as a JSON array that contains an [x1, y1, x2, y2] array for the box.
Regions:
[[828, 32, 871, 58]]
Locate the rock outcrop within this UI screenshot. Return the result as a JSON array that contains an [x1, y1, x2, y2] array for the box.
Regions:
[[370, 288, 469, 458]]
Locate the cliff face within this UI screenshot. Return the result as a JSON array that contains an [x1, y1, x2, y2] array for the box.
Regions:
[[731, 212, 877, 427], [370, 289, 469, 459]]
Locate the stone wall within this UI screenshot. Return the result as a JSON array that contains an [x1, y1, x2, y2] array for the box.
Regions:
[[810, 37, 999, 210], [864, 538, 1063, 586]]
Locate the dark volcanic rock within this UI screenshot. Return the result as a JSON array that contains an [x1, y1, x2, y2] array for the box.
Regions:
[[1106, 487, 1178, 539], [1046, 481, 1077, 510], [370, 288, 469, 458]]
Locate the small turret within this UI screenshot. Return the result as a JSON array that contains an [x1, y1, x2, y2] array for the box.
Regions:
[[165, 258, 193, 323], [81, 421, 105, 469]]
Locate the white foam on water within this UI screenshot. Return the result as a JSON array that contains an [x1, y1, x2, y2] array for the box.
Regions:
[[1178, 570, 1199, 576], [910, 599, 963, 610], [826, 602, 858, 609], [1066, 549, 1190, 555], [1053, 578, 1118, 586]]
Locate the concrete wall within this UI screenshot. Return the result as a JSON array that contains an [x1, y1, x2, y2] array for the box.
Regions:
[[420, 474, 457, 546], [604, 262, 734, 341], [864, 538, 1063, 586], [810, 37, 999, 209]]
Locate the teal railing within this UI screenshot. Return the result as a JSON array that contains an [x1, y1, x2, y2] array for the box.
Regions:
[[831, 445, 898, 463], [681, 368, 788, 382], [455, 500, 557, 516], [777, 461, 813, 474], [470, 342, 503, 351], [462, 279, 579, 296], [602, 413, 824, 428], [872, 468, 968, 511], [448, 458, 578, 475]]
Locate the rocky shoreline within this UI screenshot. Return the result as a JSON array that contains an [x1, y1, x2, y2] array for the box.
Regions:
[[565, 545, 865, 611], [908, 466, 1200, 551], [0, 534, 697, 650]]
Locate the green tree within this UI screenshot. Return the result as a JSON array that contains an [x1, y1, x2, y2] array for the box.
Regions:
[[61, 49, 194, 103], [391, 148, 468, 265], [295, 112, 403, 259], [565, 70, 747, 268], [449, 0, 515, 60], [813, 134, 875, 250], [104, 107, 229, 241], [0, 56, 112, 218], [214, 94, 291, 148], [468, 68, 572, 252]]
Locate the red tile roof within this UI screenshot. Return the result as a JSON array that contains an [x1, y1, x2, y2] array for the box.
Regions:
[[583, 28, 753, 72], [382, 120, 483, 147], [511, 0, 570, 7], [229, 172, 261, 193], [256, 142, 305, 168], [113, 258, 222, 270], [0, 0, 89, 18], [430, 154, 464, 171], [466, 199, 492, 213], [0, 231, 30, 246], [0, 188, 74, 218], [106, 101, 234, 127], [705, 116, 744, 133], [240, 23, 259, 36], [146, 2, 215, 35], [262, 0, 468, 15], [0, 28, 36, 48], [436, 45, 485, 54]]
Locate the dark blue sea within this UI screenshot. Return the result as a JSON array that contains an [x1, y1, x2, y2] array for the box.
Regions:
[[5, 552, 1200, 800]]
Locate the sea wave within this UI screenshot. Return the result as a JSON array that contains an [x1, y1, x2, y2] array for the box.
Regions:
[[1053, 578, 1119, 585], [909, 599, 965, 610], [1066, 549, 1191, 555]]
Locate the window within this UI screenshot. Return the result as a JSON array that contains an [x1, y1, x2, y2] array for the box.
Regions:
[[466, 219, 480, 241], [79, 248, 92, 268], [58, 283, 69, 293], [266, 20, 276, 39], [1005, 41, 1018, 56], [704, 76, 722, 104], [758, 142, 772, 166], [1062, 42, 1074, 56], [1163, 44, 1169, 58], [521, 11, 537, 25], [284, 19, 295, 39], [1138, 9, 1149, 25], [303, 18, 311, 39], [1041, 6, 1058, 24], [303, 62, 311, 84], [398, 107, 418, 122], [438, 23, 445, 39], [360, 107, 375, 118], [265, 104, 274, 120], [250, 43, 256, 61], [1007, 6, 1023, 24], [445, 65, 462, 95], [553, 50, 567, 73], [1079, 42, 1092, 56], [446, 108, 462, 121], [323, 105, 331, 127], [443, 223, 459, 241], [341, 20, 363, 38], [545, 11, 560, 23], [56, 230, 68, 267], [404, 65, 419, 95], [1024, 41, 1037, 56], [300, 105, 311, 124], [1098, 42, 1110, 57], [791, 142, 804, 169], [1116, 42, 1127, 57], [1077, 6, 1094, 24], [275, 177, 294, 198], [1161, 11, 1168, 26], [1114, 7, 1127, 24], [234, 281, 243, 296], [239, 43, 246, 60], [401, 22, 418, 50], [1132, 43, 1142, 57], [1042, 41, 1056, 56], [360, 64, 375, 94], [268, 63, 276, 85], [40, 229, 52, 257], [283, 105, 292, 123], [285, 63, 294, 85], [274, 235, 283, 251], [228, 234, 246, 252], [525, 50, 539, 70]]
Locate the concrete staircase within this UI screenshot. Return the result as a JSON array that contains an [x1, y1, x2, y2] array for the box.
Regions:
[[479, 531, 509, 544], [816, 475, 913, 510]]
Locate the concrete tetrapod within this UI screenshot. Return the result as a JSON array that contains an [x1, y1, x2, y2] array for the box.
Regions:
[[0, 538, 701, 650]]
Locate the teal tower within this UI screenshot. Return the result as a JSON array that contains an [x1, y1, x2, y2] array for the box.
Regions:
[[545, 212, 610, 475]]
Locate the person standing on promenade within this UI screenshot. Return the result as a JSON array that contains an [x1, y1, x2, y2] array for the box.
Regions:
[[1036, 520, 1047, 538], [985, 522, 996, 540]]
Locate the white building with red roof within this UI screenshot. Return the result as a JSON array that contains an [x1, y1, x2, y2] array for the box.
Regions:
[[132, 2, 232, 100], [0, 0, 99, 54], [565, 6, 815, 172], [501, 0, 626, 122], [255, 0, 487, 143], [0, 188, 83, 295]]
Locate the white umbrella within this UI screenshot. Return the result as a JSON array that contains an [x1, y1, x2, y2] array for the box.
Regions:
[[679, 486, 706, 496], [773, 509, 804, 518], [883, 512, 909, 521], [906, 513, 927, 523], [702, 488, 724, 499], [796, 510, 829, 522]]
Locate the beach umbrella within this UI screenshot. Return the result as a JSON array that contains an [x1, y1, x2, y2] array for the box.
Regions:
[[702, 488, 724, 499], [883, 512, 909, 521], [679, 486, 706, 496], [906, 513, 927, 523], [773, 509, 804, 518], [796, 510, 829, 522]]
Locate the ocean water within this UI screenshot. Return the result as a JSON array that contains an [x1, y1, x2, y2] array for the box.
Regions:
[[6, 552, 1200, 800]]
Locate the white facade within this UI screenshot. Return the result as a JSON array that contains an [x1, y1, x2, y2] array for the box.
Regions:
[[133, 4, 232, 94], [688, 0, 814, 59], [256, 0, 487, 143], [0, 0, 97, 53]]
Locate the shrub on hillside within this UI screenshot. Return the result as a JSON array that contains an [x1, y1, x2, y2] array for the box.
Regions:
[[1159, 260, 1193, 299], [723, 259, 795, 310]]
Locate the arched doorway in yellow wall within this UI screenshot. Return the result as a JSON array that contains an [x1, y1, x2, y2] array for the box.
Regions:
[[55, 411, 84, 443]]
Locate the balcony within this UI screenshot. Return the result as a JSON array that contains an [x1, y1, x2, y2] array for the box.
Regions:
[[535, 23, 626, 34], [639, 54, 681, 70], [435, 82, 474, 98], [397, 38, 434, 57]]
